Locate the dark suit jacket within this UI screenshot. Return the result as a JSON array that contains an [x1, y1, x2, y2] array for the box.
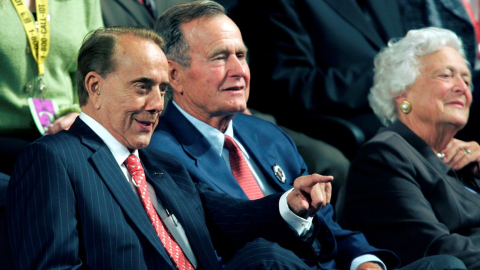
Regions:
[[149, 104, 400, 270], [101, 0, 162, 27], [341, 121, 480, 269], [228, 0, 405, 125], [398, 0, 476, 68], [7, 118, 315, 269]]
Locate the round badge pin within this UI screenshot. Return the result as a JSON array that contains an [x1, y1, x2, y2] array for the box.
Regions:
[[272, 164, 286, 183]]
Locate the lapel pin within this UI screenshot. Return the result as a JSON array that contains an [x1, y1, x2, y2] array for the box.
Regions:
[[272, 164, 286, 183], [154, 172, 163, 175]]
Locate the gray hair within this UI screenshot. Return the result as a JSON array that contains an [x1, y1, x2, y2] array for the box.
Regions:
[[153, 0, 225, 68], [77, 26, 164, 106], [369, 27, 470, 126]]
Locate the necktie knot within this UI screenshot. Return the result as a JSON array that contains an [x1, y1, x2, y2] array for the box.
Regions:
[[224, 135, 263, 200], [125, 154, 145, 187], [223, 135, 238, 151], [125, 154, 143, 174]]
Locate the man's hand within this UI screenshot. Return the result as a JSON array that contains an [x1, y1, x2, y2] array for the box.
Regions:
[[356, 262, 384, 270], [287, 174, 333, 217], [45, 112, 80, 135]]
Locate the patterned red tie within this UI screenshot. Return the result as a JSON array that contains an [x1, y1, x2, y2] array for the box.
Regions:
[[125, 154, 194, 270], [224, 135, 264, 200]]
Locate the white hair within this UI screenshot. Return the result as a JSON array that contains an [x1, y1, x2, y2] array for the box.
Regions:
[[368, 27, 470, 126]]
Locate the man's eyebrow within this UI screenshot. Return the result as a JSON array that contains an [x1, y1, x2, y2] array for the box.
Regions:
[[210, 46, 248, 58], [239, 46, 248, 54], [130, 77, 155, 85], [209, 48, 229, 58]]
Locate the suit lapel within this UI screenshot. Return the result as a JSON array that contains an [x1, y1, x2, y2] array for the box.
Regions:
[[323, 0, 385, 49], [141, 150, 219, 270], [232, 121, 284, 191], [71, 119, 170, 264], [163, 105, 249, 199]]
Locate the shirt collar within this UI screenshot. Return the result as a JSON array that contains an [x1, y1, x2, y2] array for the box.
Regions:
[[172, 101, 249, 158], [79, 112, 138, 166]]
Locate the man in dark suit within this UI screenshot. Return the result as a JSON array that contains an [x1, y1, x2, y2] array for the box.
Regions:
[[227, 0, 405, 140], [99, 0, 351, 206], [6, 26, 335, 270], [149, 1, 466, 269]]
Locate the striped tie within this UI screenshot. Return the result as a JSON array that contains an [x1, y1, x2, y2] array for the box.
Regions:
[[224, 136, 264, 200]]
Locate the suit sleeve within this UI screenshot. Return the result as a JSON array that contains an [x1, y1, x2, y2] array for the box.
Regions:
[[318, 205, 399, 269], [7, 141, 83, 270], [197, 182, 319, 261], [231, 0, 375, 116], [343, 139, 480, 269]]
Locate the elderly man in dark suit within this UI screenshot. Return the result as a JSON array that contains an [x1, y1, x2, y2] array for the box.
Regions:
[[6, 26, 336, 270], [148, 1, 467, 270]]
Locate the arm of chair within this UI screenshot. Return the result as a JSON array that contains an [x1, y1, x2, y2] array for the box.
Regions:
[[281, 114, 365, 160]]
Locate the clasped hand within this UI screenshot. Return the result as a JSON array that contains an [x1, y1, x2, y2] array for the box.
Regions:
[[441, 138, 480, 177]]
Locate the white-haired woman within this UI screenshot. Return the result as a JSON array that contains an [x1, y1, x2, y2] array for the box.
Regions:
[[340, 27, 480, 268]]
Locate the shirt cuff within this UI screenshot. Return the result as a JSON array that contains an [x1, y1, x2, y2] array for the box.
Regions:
[[350, 254, 386, 270], [279, 188, 314, 238]]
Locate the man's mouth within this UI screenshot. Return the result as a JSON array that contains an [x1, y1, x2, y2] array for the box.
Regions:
[[136, 119, 154, 127]]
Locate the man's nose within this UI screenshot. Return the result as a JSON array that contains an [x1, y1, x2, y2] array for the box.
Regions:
[[146, 87, 164, 114], [227, 55, 248, 77]]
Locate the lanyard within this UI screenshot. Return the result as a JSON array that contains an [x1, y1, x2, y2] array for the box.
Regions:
[[11, 0, 50, 75]]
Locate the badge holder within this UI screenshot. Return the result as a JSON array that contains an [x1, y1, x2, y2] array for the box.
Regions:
[[28, 76, 58, 135]]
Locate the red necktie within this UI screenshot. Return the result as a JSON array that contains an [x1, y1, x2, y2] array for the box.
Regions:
[[224, 136, 264, 200], [461, 0, 480, 58], [125, 154, 194, 270]]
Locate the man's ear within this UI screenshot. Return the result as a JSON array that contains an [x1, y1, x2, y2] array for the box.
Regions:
[[85, 71, 102, 110], [168, 60, 184, 95]]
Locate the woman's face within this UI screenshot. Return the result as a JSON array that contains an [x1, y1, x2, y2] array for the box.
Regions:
[[399, 46, 472, 131]]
